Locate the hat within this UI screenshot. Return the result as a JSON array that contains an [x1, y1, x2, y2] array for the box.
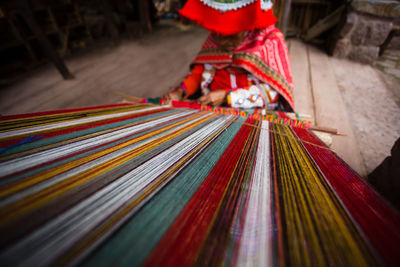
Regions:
[[179, 0, 277, 35]]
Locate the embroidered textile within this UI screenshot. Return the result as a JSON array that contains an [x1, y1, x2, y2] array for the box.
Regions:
[[179, 0, 277, 35], [199, 0, 272, 11], [193, 25, 294, 110]]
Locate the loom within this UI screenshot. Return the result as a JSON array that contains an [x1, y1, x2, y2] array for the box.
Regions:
[[0, 102, 399, 267]]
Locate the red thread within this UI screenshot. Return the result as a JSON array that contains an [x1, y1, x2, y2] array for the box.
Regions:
[[293, 127, 400, 267], [144, 118, 254, 267]]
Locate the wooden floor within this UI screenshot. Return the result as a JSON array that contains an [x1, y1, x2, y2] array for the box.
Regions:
[[1, 20, 399, 177], [289, 39, 400, 177], [0, 21, 207, 115], [289, 40, 366, 176]]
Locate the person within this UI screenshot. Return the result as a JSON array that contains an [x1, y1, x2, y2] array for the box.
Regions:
[[368, 137, 400, 211], [164, 0, 295, 111]]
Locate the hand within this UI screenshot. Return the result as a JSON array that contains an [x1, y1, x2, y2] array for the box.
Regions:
[[198, 90, 227, 106], [163, 87, 184, 105]]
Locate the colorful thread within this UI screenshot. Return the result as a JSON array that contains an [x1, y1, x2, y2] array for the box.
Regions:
[[0, 103, 398, 267]]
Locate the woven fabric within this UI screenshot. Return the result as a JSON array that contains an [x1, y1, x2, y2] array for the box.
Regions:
[[199, 0, 272, 12], [179, 0, 277, 35], [193, 25, 294, 110], [0, 102, 399, 267]]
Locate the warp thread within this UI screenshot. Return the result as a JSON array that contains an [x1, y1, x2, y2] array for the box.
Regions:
[[0, 102, 399, 267]]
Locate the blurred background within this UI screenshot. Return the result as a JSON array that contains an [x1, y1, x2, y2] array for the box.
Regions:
[[1, 0, 399, 87]]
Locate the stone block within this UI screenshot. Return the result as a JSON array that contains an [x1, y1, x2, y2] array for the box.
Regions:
[[339, 12, 358, 38], [386, 67, 400, 79], [350, 16, 367, 45], [388, 36, 400, 50], [366, 19, 393, 46], [375, 60, 396, 69], [332, 2, 397, 65], [349, 14, 392, 46], [351, 0, 400, 18], [332, 39, 352, 58], [348, 45, 379, 64]]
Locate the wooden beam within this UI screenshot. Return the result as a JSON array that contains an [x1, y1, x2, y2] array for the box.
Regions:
[[303, 5, 345, 41], [16, 0, 74, 79], [101, 0, 119, 43], [280, 0, 292, 36], [5, 11, 37, 61], [380, 26, 400, 56], [289, 39, 315, 123], [292, 0, 328, 4], [138, 0, 152, 33]]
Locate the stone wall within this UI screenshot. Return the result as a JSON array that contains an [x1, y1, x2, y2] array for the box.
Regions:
[[332, 0, 400, 64]]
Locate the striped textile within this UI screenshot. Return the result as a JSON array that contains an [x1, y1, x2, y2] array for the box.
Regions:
[[0, 103, 399, 267]]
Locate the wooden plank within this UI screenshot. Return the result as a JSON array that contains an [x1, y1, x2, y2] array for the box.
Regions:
[[292, 0, 327, 3], [16, 0, 74, 80], [303, 5, 345, 41], [0, 25, 209, 115], [279, 0, 292, 36], [308, 45, 367, 177], [273, 0, 284, 29], [101, 0, 119, 42], [380, 27, 400, 56], [289, 39, 315, 123], [303, 5, 312, 30], [7, 13, 37, 61], [138, 0, 152, 33]]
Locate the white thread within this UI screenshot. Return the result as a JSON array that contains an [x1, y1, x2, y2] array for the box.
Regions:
[[0, 116, 234, 267], [0, 111, 196, 178], [236, 121, 272, 266], [0, 106, 165, 139]]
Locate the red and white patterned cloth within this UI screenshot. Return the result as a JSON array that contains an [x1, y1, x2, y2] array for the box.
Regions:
[[191, 26, 294, 110]]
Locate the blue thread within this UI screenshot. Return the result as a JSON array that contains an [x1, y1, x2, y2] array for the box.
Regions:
[[0, 135, 43, 155]]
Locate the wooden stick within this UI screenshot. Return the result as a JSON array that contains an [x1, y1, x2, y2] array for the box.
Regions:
[[309, 125, 346, 136], [113, 91, 144, 102]]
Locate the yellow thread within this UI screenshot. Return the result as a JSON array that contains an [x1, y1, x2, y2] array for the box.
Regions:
[[0, 105, 157, 142], [0, 110, 184, 162], [0, 105, 149, 132], [0, 110, 200, 198], [54, 117, 237, 266], [0, 113, 215, 224], [272, 125, 374, 266], [236, 120, 333, 152]]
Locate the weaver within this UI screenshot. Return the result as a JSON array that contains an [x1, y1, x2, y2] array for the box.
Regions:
[[164, 0, 294, 111], [0, 102, 399, 267]]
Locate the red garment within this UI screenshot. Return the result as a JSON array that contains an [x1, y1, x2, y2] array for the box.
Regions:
[[183, 26, 294, 110], [181, 65, 204, 96], [210, 68, 249, 90], [179, 0, 276, 35], [182, 66, 249, 97]]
